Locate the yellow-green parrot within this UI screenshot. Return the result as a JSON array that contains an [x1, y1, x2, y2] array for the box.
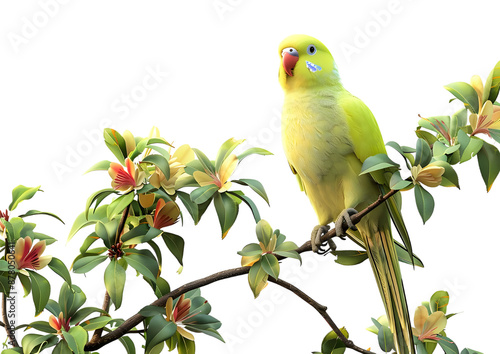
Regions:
[[279, 34, 415, 354]]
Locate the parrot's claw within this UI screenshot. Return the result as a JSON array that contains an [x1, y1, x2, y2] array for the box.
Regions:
[[335, 208, 358, 238], [311, 225, 330, 254]]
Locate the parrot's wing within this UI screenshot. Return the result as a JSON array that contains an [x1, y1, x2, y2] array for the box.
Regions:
[[340, 93, 416, 266], [339, 94, 387, 184], [288, 162, 305, 192]]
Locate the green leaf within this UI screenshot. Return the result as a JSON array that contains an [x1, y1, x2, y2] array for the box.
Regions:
[[444, 82, 479, 114], [62, 326, 88, 354], [18, 273, 31, 297], [256, 219, 273, 247], [27, 270, 50, 316], [139, 305, 166, 317], [430, 290, 449, 314], [72, 255, 107, 274], [274, 240, 297, 252], [184, 326, 224, 342], [176, 332, 196, 354], [177, 190, 201, 224], [415, 128, 438, 147], [121, 224, 162, 245], [386, 141, 415, 169], [360, 154, 399, 175], [489, 128, 500, 145], [25, 320, 57, 334], [192, 148, 215, 174], [123, 248, 159, 282], [215, 138, 244, 171], [21, 333, 58, 354], [228, 191, 261, 223], [436, 335, 459, 354], [52, 340, 71, 354], [237, 243, 263, 257], [1, 348, 23, 354], [148, 240, 163, 274], [45, 299, 61, 317], [68, 204, 108, 242], [389, 171, 412, 190], [153, 276, 171, 298], [485, 60, 500, 103], [414, 184, 434, 224], [190, 184, 218, 205], [457, 130, 483, 163], [321, 328, 349, 354], [248, 261, 268, 298], [85, 188, 118, 219], [143, 154, 170, 181], [95, 219, 120, 248], [118, 336, 136, 354], [70, 306, 106, 325], [48, 257, 72, 287], [17, 210, 64, 224], [213, 192, 238, 239], [145, 315, 177, 354], [145, 144, 171, 160], [104, 128, 127, 164], [9, 185, 41, 211], [79, 315, 113, 331], [430, 160, 460, 188], [273, 250, 302, 264], [162, 232, 185, 266], [331, 250, 369, 266], [450, 108, 468, 138], [59, 283, 87, 319], [260, 254, 280, 279], [104, 259, 126, 310], [232, 179, 270, 205], [85, 160, 112, 173], [107, 192, 135, 221], [415, 138, 432, 167], [237, 147, 273, 161], [378, 324, 395, 352], [461, 349, 483, 354], [477, 141, 500, 192]]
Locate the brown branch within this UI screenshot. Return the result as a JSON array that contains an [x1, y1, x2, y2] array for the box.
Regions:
[[85, 190, 397, 352], [90, 291, 111, 342], [268, 277, 375, 354]]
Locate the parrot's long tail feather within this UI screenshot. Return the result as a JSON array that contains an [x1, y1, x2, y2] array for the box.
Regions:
[[364, 225, 415, 354]]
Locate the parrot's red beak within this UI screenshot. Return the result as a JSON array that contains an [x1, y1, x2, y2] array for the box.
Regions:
[[282, 51, 299, 77]]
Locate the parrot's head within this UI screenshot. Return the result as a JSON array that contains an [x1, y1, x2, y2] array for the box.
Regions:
[[278, 34, 339, 91]]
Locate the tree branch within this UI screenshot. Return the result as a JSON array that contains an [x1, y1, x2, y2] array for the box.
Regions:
[[268, 277, 375, 354], [85, 190, 397, 352]]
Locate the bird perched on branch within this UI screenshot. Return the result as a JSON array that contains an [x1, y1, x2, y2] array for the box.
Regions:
[[278, 34, 415, 354]]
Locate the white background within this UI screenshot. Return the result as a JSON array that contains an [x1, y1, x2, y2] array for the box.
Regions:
[[1, 1, 499, 353]]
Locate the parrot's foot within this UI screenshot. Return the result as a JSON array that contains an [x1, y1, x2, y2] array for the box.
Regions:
[[311, 225, 330, 254], [334, 208, 358, 239]]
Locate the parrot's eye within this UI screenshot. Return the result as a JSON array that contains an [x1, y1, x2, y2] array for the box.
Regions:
[[307, 45, 317, 55]]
